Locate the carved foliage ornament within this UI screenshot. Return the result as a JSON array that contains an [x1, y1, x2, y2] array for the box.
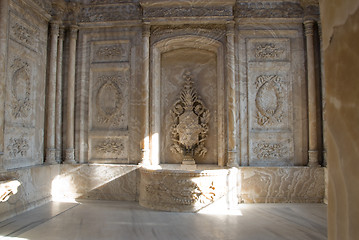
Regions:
[[255, 75, 284, 126], [95, 138, 125, 155], [10, 59, 32, 119], [145, 179, 215, 206], [255, 43, 285, 60], [170, 72, 210, 161], [253, 143, 286, 159], [96, 75, 124, 125], [7, 135, 29, 158]]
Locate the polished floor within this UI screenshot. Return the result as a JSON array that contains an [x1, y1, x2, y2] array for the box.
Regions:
[[0, 200, 327, 240]]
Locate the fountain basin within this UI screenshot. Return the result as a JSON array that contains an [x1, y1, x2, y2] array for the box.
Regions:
[[139, 164, 238, 212]]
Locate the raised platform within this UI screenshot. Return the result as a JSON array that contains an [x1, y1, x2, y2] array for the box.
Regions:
[[139, 164, 238, 212], [139, 164, 324, 212]]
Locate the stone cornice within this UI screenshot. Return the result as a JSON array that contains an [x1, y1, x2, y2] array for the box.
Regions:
[[234, 2, 304, 18]]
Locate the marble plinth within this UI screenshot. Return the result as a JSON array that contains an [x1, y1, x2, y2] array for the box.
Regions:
[[139, 164, 238, 212]]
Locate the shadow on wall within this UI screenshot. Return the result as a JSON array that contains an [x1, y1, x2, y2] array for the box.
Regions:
[[51, 164, 140, 203]]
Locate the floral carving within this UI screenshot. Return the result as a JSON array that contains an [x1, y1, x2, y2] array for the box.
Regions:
[[96, 75, 124, 125], [235, 2, 303, 18], [11, 23, 35, 47], [253, 143, 286, 159], [96, 45, 123, 58], [145, 179, 215, 205], [255, 43, 284, 60], [10, 59, 32, 119], [144, 6, 232, 18], [170, 72, 210, 164], [95, 139, 125, 155], [7, 136, 29, 158], [79, 5, 141, 22], [255, 75, 284, 126]]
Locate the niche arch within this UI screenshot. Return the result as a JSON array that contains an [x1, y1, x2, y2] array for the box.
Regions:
[[150, 35, 225, 166]]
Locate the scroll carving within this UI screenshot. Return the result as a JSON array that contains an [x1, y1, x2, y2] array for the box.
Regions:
[[170, 72, 210, 164], [95, 138, 125, 155], [253, 143, 286, 159], [96, 45, 123, 58], [79, 5, 141, 22], [255, 43, 284, 60], [144, 6, 232, 18], [10, 59, 32, 119], [11, 23, 35, 47], [255, 75, 284, 126], [235, 2, 303, 18], [7, 136, 29, 158], [96, 75, 124, 125], [145, 179, 215, 205]]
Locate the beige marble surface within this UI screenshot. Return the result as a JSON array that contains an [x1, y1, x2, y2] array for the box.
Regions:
[[0, 165, 59, 222], [0, 200, 327, 240], [320, 0, 359, 239], [54, 164, 140, 202], [239, 167, 325, 203]]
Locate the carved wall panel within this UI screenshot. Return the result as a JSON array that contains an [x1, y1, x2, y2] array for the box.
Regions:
[[9, 13, 40, 53], [239, 29, 306, 166], [247, 38, 290, 62], [161, 48, 218, 164], [3, 2, 48, 169], [91, 40, 130, 63], [249, 137, 293, 166], [89, 136, 128, 163], [80, 29, 141, 164], [4, 127, 36, 168], [248, 72, 291, 130], [90, 68, 129, 130]]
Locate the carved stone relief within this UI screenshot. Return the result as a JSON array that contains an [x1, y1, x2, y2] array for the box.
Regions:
[[254, 75, 285, 127], [248, 38, 290, 62], [10, 58, 32, 120], [6, 135, 30, 158], [234, 2, 303, 18], [250, 139, 293, 166], [95, 138, 125, 155], [169, 72, 210, 164], [90, 137, 128, 163], [161, 48, 218, 164], [91, 71, 129, 129], [143, 6, 232, 18], [79, 4, 141, 22], [92, 41, 130, 63], [9, 14, 39, 52]]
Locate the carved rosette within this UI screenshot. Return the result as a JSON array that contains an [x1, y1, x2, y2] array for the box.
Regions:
[[170, 72, 210, 164], [254, 75, 284, 126]]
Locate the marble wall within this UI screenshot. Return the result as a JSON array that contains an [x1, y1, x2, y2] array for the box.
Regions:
[[319, 0, 359, 239], [76, 26, 142, 164], [1, 0, 49, 169]]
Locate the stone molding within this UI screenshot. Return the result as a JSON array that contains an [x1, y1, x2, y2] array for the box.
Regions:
[[234, 2, 304, 18]]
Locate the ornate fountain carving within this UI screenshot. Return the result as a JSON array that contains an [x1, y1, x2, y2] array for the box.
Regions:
[[170, 72, 210, 165]]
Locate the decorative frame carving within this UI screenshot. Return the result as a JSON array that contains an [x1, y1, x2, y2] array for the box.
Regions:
[[10, 58, 32, 119], [170, 72, 210, 164]]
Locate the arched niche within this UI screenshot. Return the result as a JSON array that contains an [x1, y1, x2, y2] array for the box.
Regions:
[[150, 35, 225, 166]]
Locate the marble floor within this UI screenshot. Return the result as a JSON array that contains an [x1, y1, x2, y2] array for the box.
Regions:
[[0, 200, 327, 240]]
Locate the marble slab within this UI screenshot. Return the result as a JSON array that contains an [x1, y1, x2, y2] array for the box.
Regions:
[[239, 167, 325, 203]]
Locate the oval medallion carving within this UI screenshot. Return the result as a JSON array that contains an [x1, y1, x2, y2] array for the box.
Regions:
[[254, 75, 284, 126], [96, 81, 122, 118], [256, 80, 279, 116], [10, 59, 32, 119]]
